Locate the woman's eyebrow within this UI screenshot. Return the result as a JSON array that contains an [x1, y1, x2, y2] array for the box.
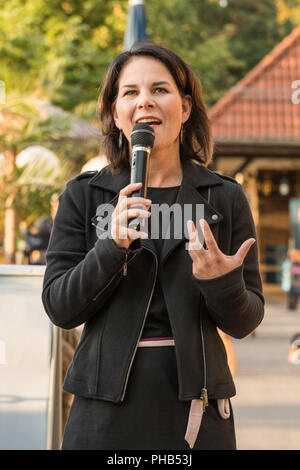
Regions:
[[121, 84, 137, 89], [120, 80, 171, 89], [152, 81, 170, 86]]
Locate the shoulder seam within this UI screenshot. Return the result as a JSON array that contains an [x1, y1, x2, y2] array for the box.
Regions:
[[75, 170, 98, 181], [213, 171, 239, 185]]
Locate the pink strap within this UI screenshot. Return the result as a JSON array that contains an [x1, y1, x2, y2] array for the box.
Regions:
[[217, 398, 230, 419], [185, 398, 231, 448], [184, 399, 204, 449], [138, 338, 175, 347]]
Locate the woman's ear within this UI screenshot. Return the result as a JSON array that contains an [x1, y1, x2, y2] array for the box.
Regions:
[[112, 102, 120, 129], [182, 95, 192, 124]]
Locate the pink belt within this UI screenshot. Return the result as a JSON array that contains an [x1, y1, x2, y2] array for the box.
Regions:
[[138, 337, 230, 447], [138, 337, 175, 347], [138, 336, 206, 448]]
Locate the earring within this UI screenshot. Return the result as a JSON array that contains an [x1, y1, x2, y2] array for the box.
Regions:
[[118, 129, 123, 149], [180, 126, 184, 145]]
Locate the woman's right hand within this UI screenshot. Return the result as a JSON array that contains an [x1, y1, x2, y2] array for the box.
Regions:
[[111, 182, 151, 249]]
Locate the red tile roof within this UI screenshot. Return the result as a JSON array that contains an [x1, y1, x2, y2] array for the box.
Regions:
[[209, 26, 300, 143]]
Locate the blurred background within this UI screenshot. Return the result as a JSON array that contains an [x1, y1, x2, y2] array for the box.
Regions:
[[1, 0, 300, 450]]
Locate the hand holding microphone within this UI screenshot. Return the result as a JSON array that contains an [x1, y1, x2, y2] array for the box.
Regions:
[[111, 123, 155, 249], [128, 123, 155, 230]]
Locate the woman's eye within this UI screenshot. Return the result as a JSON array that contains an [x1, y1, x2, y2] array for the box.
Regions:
[[124, 90, 137, 96], [154, 87, 167, 94], [122, 87, 167, 97]]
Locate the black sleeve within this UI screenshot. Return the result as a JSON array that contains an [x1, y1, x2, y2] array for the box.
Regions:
[[195, 184, 264, 338], [42, 178, 133, 329]]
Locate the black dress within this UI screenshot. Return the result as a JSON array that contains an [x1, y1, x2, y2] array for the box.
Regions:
[[61, 186, 236, 450]]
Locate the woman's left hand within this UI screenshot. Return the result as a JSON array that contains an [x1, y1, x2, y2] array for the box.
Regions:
[[187, 218, 256, 280]]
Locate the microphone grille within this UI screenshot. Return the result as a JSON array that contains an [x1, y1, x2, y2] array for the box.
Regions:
[[131, 123, 155, 148]]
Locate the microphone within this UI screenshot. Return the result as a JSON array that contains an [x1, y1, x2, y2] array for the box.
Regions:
[[128, 122, 155, 231]]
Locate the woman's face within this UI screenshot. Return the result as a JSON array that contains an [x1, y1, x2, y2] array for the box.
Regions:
[[112, 56, 191, 156]]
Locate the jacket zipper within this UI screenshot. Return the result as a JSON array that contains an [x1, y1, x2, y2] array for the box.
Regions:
[[200, 310, 208, 410], [120, 250, 208, 405], [121, 246, 158, 401], [121, 187, 211, 404], [92, 249, 138, 302], [123, 250, 128, 276], [199, 186, 211, 410]]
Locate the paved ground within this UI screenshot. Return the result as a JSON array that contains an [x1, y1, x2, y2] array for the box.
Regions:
[[231, 288, 300, 450]]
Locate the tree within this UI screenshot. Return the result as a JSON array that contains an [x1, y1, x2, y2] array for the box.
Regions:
[[0, 93, 100, 263], [0, 0, 128, 111], [145, 0, 295, 106], [1, 0, 297, 111], [276, 0, 300, 29], [1, 0, 298, 263], [0, 94, 67, 262]]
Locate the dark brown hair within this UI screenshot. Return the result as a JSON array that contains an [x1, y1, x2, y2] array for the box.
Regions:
[[98, 42, 213, 172]]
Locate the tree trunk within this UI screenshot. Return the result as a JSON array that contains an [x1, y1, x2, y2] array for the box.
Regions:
[[3, 148, 17, 264], [4, 206, 16, 264]]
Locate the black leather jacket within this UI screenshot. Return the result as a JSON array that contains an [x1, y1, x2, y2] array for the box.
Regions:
[[42, 160, 264, 402]]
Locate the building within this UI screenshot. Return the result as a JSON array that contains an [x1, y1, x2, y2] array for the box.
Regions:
[[209, 26, 300, 288]]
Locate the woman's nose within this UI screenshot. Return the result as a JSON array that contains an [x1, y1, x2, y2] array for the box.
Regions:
[[137, 91, 154, 108]]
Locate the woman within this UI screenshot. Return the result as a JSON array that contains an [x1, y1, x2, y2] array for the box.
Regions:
[[42, 43, 264, 450]]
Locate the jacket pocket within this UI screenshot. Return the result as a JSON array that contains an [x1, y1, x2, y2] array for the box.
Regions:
[[65, 309, 108, 393]]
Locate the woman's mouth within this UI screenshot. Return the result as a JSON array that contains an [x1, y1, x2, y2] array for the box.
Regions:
[[136, 118, 162, 128]]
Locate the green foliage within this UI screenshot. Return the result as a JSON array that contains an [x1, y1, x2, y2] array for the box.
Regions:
[[0, 0, 299, 253], [0, 94, 94, 238], [0, 0, 127, 110], [145, 0, 294, 106], [15, 185, 55, 226], [0, 0, 297, 111]]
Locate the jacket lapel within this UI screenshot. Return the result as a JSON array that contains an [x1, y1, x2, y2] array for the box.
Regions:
[[88, 161, 225, 261], [158, 162, 224, 264]]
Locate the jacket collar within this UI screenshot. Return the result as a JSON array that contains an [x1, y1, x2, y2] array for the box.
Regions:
[[89, 160, 224, 264], [88, 159, 224, 193]]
